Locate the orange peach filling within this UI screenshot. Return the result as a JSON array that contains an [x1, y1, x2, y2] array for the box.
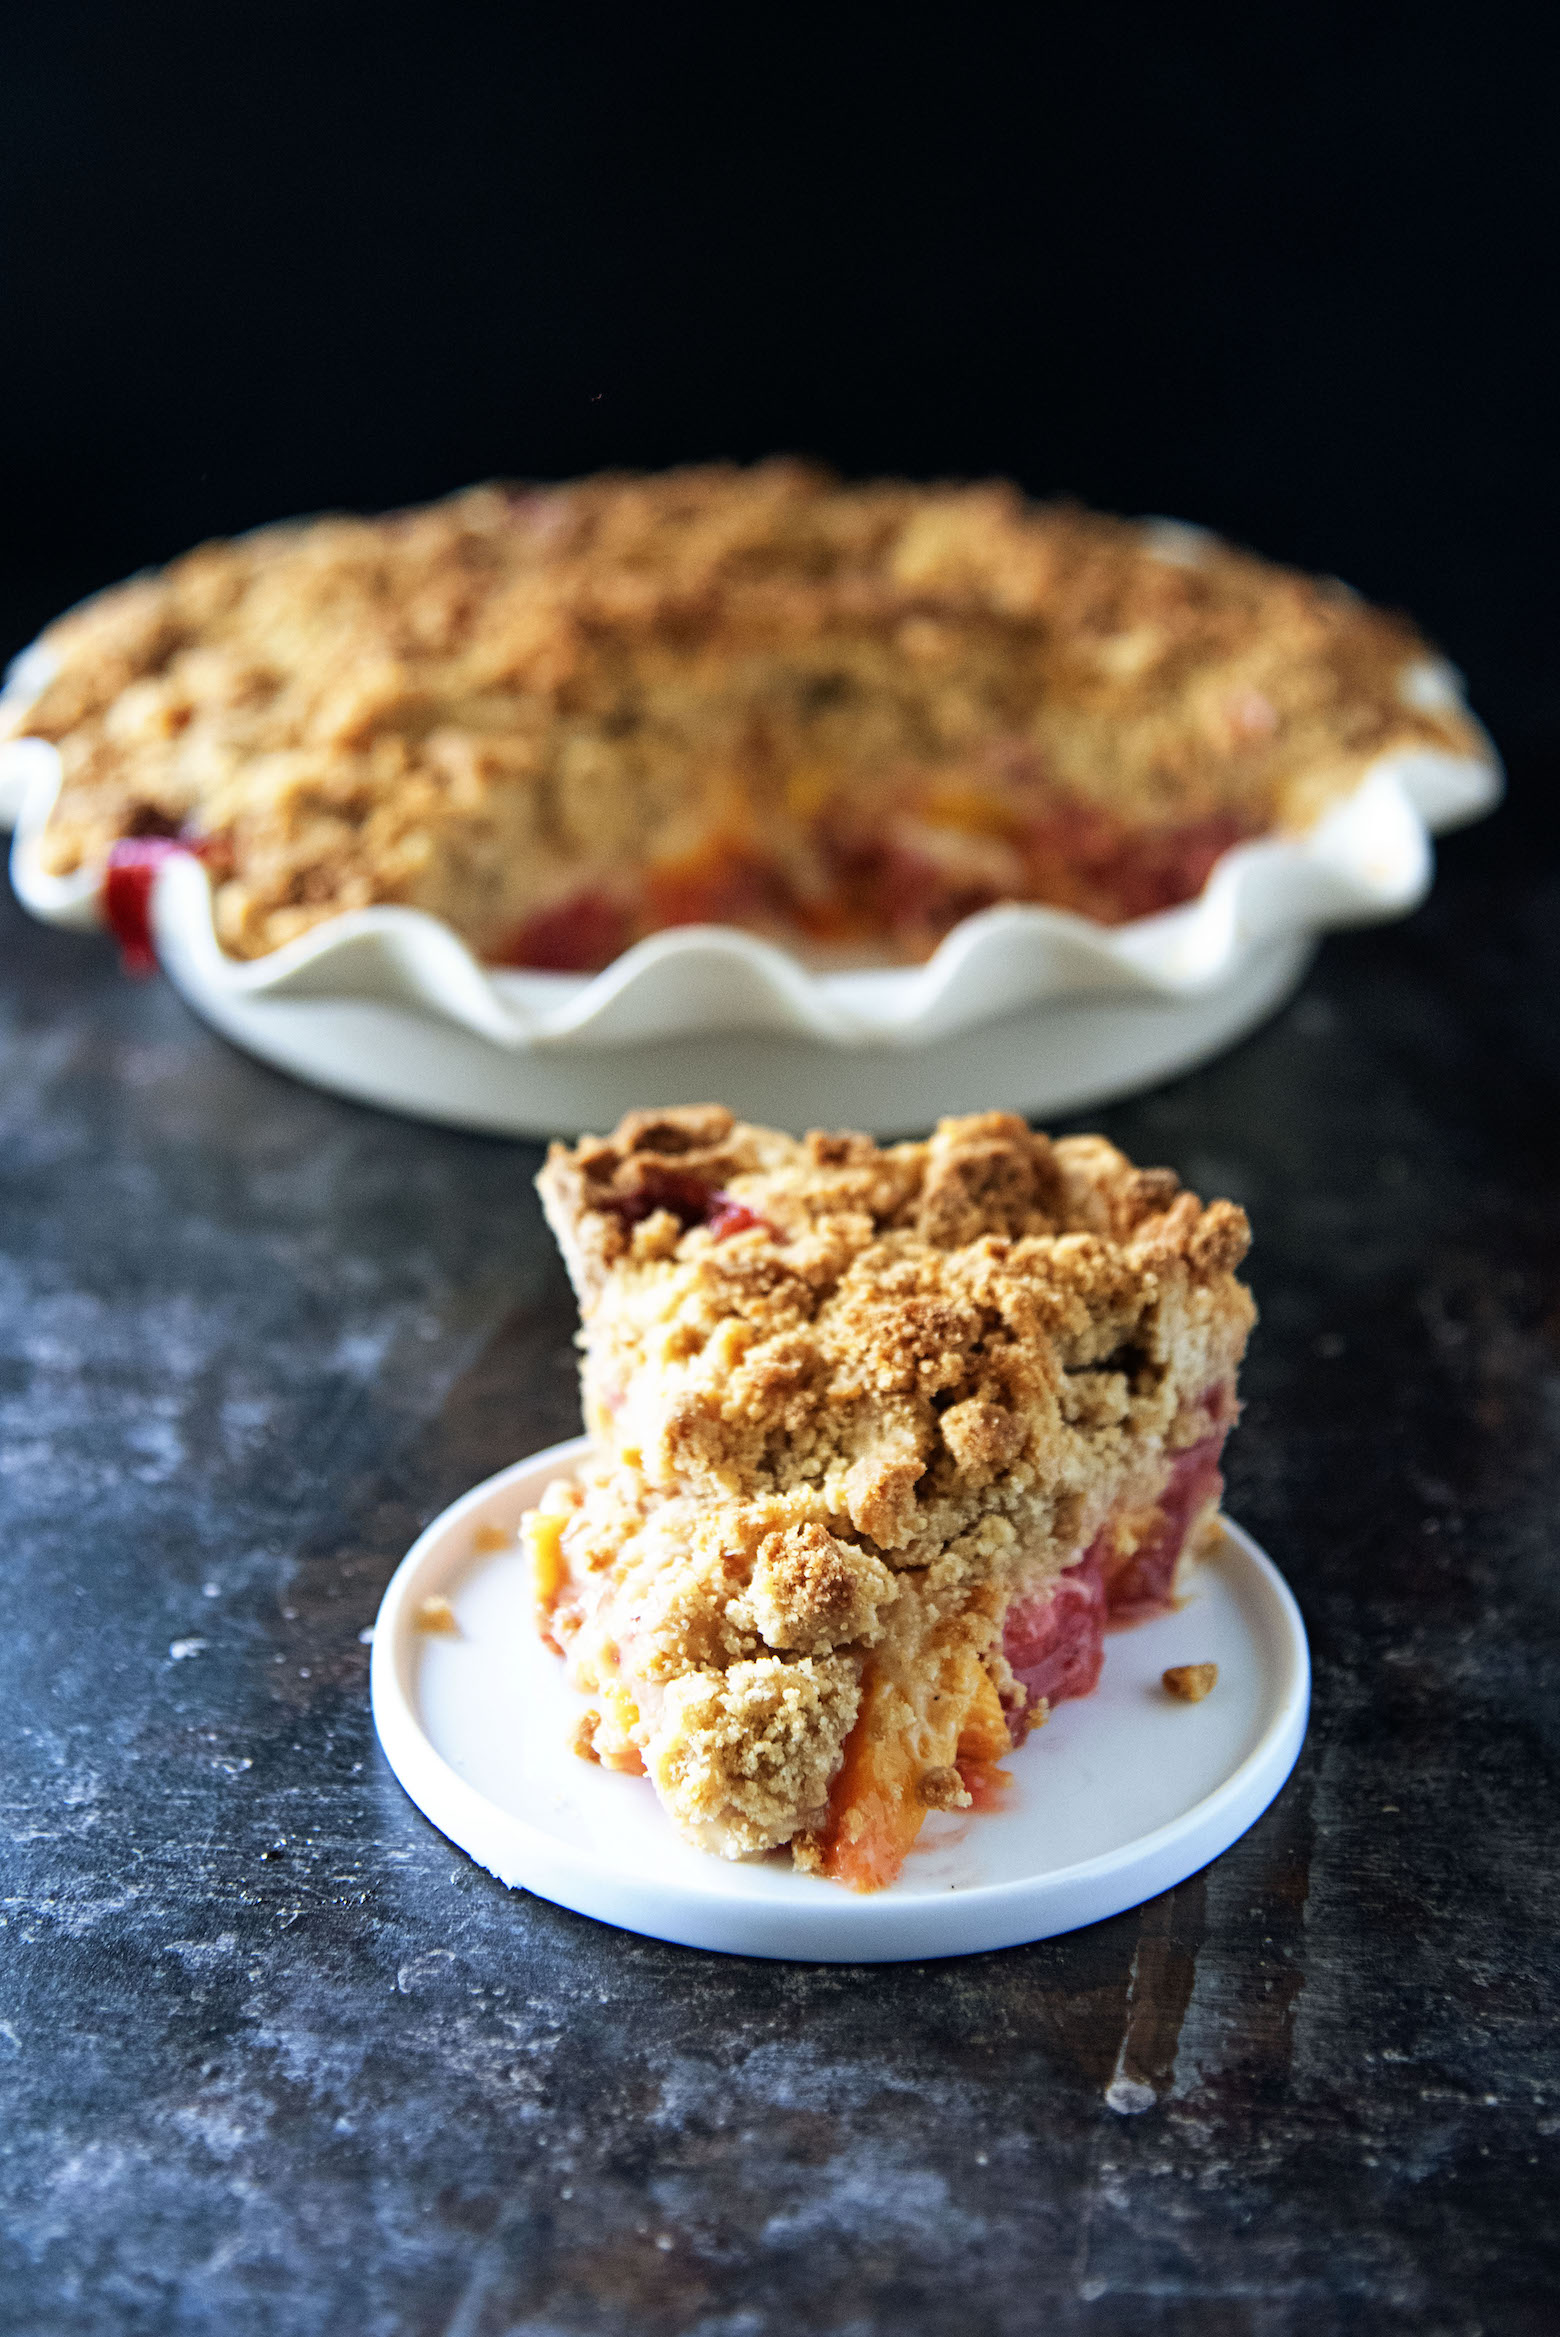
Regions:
[[815, 1659, 1012, 1894], [484, 798, 1261, 974]]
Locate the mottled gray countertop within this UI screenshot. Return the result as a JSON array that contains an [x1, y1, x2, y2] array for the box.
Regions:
[[2, 793, 1556, 2337]]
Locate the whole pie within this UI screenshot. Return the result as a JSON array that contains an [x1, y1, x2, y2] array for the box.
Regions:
[[6, 464, 1479, 969], [526, 1105, 1255, 1888]]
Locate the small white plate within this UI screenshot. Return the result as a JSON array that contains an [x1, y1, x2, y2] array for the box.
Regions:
[[371, 1437, 1309, 1962]]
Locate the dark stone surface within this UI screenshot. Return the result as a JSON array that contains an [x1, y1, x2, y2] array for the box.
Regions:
[[1, 788, 1556, 2336]]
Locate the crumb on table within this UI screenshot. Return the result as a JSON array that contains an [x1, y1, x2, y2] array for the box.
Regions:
[[1163, 1661, 1218, 1701]]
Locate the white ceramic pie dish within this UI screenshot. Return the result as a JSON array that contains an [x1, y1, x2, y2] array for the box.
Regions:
[[0, 637, 1500, 1135], [369, 1435, 1310, 1962]]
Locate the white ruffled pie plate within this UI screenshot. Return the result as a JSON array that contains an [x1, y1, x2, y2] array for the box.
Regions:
[[0, 630, 1500, 1135], [370, 1435, 1310, 1962]]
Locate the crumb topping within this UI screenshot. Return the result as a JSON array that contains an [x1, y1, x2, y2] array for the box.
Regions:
[[539, 1106, 1252, 1541]]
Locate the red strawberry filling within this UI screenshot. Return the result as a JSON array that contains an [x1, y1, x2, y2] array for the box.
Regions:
[[702, 1195, 771, 1240], [101, 828, 234, 975], [1104, 1427, 1228, 1621], [1001, 1400, 1233, 1735], [600, 1167, 779, 1244], [492, 888, 633, 973], [1002, 1548, 1107, 1708], [101, 836, 191, 975]]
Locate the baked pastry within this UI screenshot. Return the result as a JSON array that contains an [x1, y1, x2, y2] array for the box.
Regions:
[[7, 464, 1478, 969], [525, 1106, 1254, 1888]]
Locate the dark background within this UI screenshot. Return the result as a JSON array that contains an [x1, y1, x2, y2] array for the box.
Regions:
[[3, 4, 1557, 756]]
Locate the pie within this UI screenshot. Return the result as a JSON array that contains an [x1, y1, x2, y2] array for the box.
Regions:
[[524, 1105, 1254, 1889], [6, 464, 1478, 970]]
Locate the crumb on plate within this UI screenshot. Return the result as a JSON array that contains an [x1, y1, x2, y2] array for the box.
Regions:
[[1163, 1661, 1218, 1701]]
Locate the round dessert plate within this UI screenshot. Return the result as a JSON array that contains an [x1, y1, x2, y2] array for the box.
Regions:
[[371, 1436, 1310, 1962]]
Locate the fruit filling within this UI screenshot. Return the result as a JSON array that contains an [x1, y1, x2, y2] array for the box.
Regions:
[[1103, 1424, 1229, 1620], [1000, 1396, 1234, 1730], [493, 888, 632, 973], [481, 801, 1264, 972], [101, 836, 190, 975], [101, 829, 232, 975], [596, 1166, 779, 1243], [1002, 1550, 1108, 1711]]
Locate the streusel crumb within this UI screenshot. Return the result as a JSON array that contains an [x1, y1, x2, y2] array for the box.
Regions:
[[1163, 1662, 1219, 1702], [646, 1656, 861, 1858]]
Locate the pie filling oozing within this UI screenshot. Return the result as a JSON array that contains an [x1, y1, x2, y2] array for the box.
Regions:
[[490, 802, 1258, 973], [7, 463, 1480, 970], [524, 1106, 1255, 1892]]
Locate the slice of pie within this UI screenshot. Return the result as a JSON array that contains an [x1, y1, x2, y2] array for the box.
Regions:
[[526, 1105, 1254, 1889]]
